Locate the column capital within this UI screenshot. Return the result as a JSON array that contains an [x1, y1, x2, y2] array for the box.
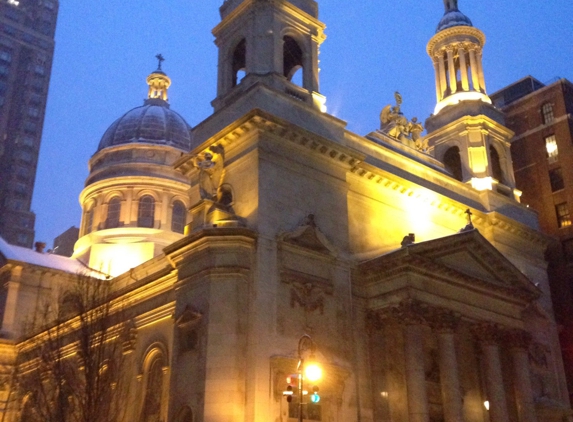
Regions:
[[428, 309, 460, 333], [471, 323, 503, 345], [505, 329, 532, 350]]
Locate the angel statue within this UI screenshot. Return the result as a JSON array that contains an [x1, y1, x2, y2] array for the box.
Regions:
[[380, 92, 426, 151], [192, 145, 225, 200], [380, 92, 409, 142]]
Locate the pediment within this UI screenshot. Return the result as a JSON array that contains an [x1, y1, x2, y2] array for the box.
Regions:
[[279, 214, 337, 256], [356, 229, 540, 301]]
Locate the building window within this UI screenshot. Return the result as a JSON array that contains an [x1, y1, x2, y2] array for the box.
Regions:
[[27, 107, 39, 118], [556, 202, 571, 228], [137, 195, 155, 228], [549, 168, 565, 192], [140, 354, 165, 422], [171, 201, 186, 234], [546, 135, 558, 163], [542, 103, 555, 125], [105, 197, 121, 229]]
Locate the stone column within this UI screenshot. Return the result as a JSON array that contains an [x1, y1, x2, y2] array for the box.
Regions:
[[431, 312, 464, 422], [433, 59, 442, 102], [404, 323, 430, 422], [476, 50, 487, 93], [457, 44, 470, 91], [446, 47, 457, 94], [438, 52, 447, 99], [468, 47, 480, 91], [474, 325, 510, 422], [390, 301, 430, 422], [507, 330, 538, 422]]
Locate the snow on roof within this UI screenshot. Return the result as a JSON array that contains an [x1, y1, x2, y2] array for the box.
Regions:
[[0, 236, 107, 279]]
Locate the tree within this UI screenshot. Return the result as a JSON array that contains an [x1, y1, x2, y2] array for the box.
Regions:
[[13, 273, 132, 422]]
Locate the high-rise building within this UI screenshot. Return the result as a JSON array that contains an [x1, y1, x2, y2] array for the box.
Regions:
[[491, 76, 573, 401], [0, 0, 58, 248]]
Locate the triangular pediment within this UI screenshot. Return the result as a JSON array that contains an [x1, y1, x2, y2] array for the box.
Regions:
[[279, 214, 337, 256], [356, 229, 540, 301]]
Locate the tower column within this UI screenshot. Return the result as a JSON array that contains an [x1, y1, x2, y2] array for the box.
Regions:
[[468, 47, 480, 91], [433, 59, 442, 102], [458, 44, 470, 91], [438, 52, 447, 100], [446, 47, 457, 94], [476, 50, 486, 92]]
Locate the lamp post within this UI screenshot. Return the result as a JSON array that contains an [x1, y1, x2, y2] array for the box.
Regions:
[[296, 334, 322, 422]]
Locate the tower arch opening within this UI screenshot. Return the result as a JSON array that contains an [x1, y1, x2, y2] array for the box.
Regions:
[[489, 145, 504, 183], [283, 36, 304, 85], [444, 146, 463, 181], [231, 38, 246, 87]]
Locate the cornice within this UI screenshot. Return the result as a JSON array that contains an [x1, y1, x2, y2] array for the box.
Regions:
[[427, 26, 486, 55], [176, 109, 364, 176]]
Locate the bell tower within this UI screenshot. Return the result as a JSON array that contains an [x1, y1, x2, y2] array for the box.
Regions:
[[212, 0, 326, 112], [425, 1, 520, 201]]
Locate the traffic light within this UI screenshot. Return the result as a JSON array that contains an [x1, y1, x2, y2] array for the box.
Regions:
[[310, 385, 320, 403], [284, 385, 293, 403]]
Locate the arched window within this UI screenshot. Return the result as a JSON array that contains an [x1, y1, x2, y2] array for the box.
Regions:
[[444, 146, 463, 182], [140, 354, 165, 422], [489, 145, 503, 183], [84, 205, 94, 235], [105, 197, 121, 229], [232, 39, 246, 87], [138, 196, 155, 228], [283, 36, 303, 84], [171, 201, 187, 234]]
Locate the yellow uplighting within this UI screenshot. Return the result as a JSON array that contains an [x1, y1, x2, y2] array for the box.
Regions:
[[304, 363, 322, 382], [434, 91, 492, 114], [471, 177, 493, 192]]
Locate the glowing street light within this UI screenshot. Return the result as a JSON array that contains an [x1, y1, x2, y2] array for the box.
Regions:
[[283, 334, 323, 422]]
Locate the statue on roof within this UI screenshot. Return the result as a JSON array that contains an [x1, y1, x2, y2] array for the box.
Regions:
[[380, 92, 427, 152]]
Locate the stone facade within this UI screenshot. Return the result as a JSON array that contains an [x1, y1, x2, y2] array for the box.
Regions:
[[0, 1, 571, 422]]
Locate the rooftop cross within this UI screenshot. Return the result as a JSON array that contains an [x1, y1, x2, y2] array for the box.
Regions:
[[465, 208, 474, 227], [156, 53, 165, 71]]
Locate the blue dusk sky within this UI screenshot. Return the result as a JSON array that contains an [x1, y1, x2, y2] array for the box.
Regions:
[[32, 0, 573, 247]]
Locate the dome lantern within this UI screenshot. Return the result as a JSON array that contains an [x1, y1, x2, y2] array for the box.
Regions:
[[146, 54, 171, 103]]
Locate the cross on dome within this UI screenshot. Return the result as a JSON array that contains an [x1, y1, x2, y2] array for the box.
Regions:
[[156, 53, 165, 71]]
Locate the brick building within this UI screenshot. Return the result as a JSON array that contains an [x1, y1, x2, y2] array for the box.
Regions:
[[492, 76, 573, 400]]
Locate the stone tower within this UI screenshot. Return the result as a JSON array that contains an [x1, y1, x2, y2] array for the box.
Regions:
[[425, 0, 520, 199]]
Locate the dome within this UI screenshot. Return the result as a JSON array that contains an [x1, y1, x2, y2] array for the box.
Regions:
[[97, 98, 192, 153], [436, 9, 473, 32]]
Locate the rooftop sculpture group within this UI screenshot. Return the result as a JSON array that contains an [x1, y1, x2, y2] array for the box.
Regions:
[[380, 92, 427, 152]]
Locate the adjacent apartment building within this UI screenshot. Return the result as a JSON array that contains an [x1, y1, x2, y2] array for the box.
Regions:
[[0, 0, 58, 248], [492, 76, 573, 399]]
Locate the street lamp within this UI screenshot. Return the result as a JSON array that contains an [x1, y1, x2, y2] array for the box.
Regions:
[[293, 334, 322, 422]]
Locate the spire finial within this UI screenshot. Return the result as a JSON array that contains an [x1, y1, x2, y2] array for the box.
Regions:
[[155, 53, 165, 71], [443, 0, 458, 12]]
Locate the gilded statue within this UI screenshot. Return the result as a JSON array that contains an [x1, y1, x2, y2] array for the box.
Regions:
[[380, 92, 427, 152]]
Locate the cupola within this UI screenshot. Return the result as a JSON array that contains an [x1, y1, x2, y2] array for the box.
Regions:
[[74, 59, 192, 277], [427, 0, 491, 115]]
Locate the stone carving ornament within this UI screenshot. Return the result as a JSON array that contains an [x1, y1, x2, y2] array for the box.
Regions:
[[380, 92, 427, 151], [191, 145, 226, 201]]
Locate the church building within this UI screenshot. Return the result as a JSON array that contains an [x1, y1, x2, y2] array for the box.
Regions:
[[0, 1, 571, 421]]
